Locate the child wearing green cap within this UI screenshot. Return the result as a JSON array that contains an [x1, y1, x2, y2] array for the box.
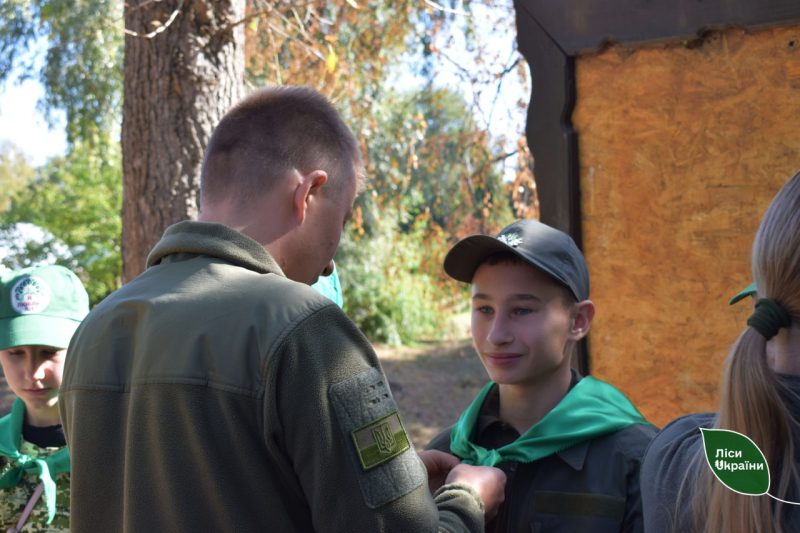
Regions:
[[0, 265, 89, 532], [426, 219, 657, 532]]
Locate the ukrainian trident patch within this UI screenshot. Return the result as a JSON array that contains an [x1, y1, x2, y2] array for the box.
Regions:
[[330, 367, 425, 507], [352, 411, 411, 470]]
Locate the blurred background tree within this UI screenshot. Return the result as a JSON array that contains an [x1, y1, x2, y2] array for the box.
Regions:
[[0, 0, 534, 342], [337, 87, 515, 343], [1, 138, 121, 304], [0, 142, 35, 210], [1, 0, 122, 302]]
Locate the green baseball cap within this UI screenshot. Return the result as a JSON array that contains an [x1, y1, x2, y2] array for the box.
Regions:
[[0, 265, 89, 350], [728, 282, 757, 305]]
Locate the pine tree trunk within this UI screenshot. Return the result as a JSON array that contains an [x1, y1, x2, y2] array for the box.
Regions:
[[121, 0, 245, 282]]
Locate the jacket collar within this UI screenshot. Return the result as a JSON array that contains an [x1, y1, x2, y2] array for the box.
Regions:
[[475, 369, 590, 471], [477, 370, 583, 434], [555, 439, 589, 471], [146, 221, 284, 276]]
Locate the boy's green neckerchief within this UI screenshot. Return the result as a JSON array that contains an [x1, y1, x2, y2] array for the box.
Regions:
[[450, 376, 648, 466], [0, 398, 70, 524]]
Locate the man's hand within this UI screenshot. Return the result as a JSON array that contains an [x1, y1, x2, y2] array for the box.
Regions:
[[418, 450, 461, 493], [444, 463, 507, 521]]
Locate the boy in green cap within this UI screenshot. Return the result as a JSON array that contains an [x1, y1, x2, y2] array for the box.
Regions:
[[427, 219, 657, 532], [0, 265, 89, 532]]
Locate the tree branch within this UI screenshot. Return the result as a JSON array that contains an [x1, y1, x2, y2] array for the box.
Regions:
[[423, 0, 469, 16], [124, 0, 184, 39]]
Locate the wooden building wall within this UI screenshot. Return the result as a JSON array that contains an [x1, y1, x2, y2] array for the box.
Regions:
[[572, 25, 800, 427]]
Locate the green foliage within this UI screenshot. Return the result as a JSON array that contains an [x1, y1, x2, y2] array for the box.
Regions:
[[338, 88, 515, 344], [339, 206, 465, 345], [364, 88, 514, 235], [0, 1, 123, 304], [0, 1, 37, 78], [0, 142, 35, 210], [245, 0, 457, 109], [2, 139, 122, 304], [0, 0, 123, 145]]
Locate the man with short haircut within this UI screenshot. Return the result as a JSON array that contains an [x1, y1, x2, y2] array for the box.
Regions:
[[427, 219, 656, 532], [60, 86, 505, 532]]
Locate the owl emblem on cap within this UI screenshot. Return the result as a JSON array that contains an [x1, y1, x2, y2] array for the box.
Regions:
[[498, 232, 523, 248]]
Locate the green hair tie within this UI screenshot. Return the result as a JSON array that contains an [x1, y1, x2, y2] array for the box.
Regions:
[[747, 298, 792, 340]]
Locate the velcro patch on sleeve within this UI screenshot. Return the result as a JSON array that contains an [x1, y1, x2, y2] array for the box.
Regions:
[[330, 367, 425, 508], [352, 411, 411, 470]]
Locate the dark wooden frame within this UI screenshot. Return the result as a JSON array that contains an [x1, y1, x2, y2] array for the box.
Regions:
[[513, 0, 800, 373]]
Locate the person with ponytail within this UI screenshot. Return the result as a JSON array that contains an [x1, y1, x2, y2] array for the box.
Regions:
[[641, 170, 800, 533]]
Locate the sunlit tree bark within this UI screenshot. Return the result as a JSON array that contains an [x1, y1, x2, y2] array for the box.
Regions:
[[122, 0, 245, 281]]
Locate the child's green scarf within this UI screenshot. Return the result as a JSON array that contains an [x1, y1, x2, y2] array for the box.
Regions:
[[450, 377, 647, 466], [0, 398, 70, 523]]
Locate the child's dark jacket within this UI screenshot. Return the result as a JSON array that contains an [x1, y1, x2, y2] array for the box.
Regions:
[[427, 373, 656, 533]]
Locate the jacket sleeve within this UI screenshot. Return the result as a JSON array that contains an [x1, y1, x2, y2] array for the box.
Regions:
[[265, 304, 485, 533], [640, 414, 713, 533], [621, 423, 658, 533]]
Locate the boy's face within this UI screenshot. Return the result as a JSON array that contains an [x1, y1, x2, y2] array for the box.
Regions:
[[470, 261, 579, 388], [0, 345, 65, 412]]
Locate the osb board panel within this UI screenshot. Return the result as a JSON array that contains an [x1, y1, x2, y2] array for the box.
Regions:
[[573, 26, 800, 428]]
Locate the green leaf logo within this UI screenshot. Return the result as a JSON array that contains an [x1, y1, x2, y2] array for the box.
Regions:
[[700, 428, 770, 496]]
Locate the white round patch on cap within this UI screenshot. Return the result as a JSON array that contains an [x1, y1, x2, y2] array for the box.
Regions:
[[11, 275, 52, 314]]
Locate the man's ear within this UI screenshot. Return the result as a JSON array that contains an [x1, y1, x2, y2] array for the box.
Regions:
[[569, 300, 595, 342], [292, 170, 328, 224]]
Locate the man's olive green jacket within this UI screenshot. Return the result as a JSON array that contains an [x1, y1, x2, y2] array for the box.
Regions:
[[60, 221, 484, 532]]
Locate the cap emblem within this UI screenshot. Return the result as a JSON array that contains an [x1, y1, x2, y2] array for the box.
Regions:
[[498, 232, 523, 248], [10, 275, 52, 314]]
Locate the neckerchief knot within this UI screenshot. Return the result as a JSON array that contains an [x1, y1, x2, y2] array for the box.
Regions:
[[0, 399, 69, 523]]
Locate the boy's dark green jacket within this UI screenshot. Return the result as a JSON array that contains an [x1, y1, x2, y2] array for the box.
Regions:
[[60, 221, 485, 532], [427, 375, 657, 533]]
